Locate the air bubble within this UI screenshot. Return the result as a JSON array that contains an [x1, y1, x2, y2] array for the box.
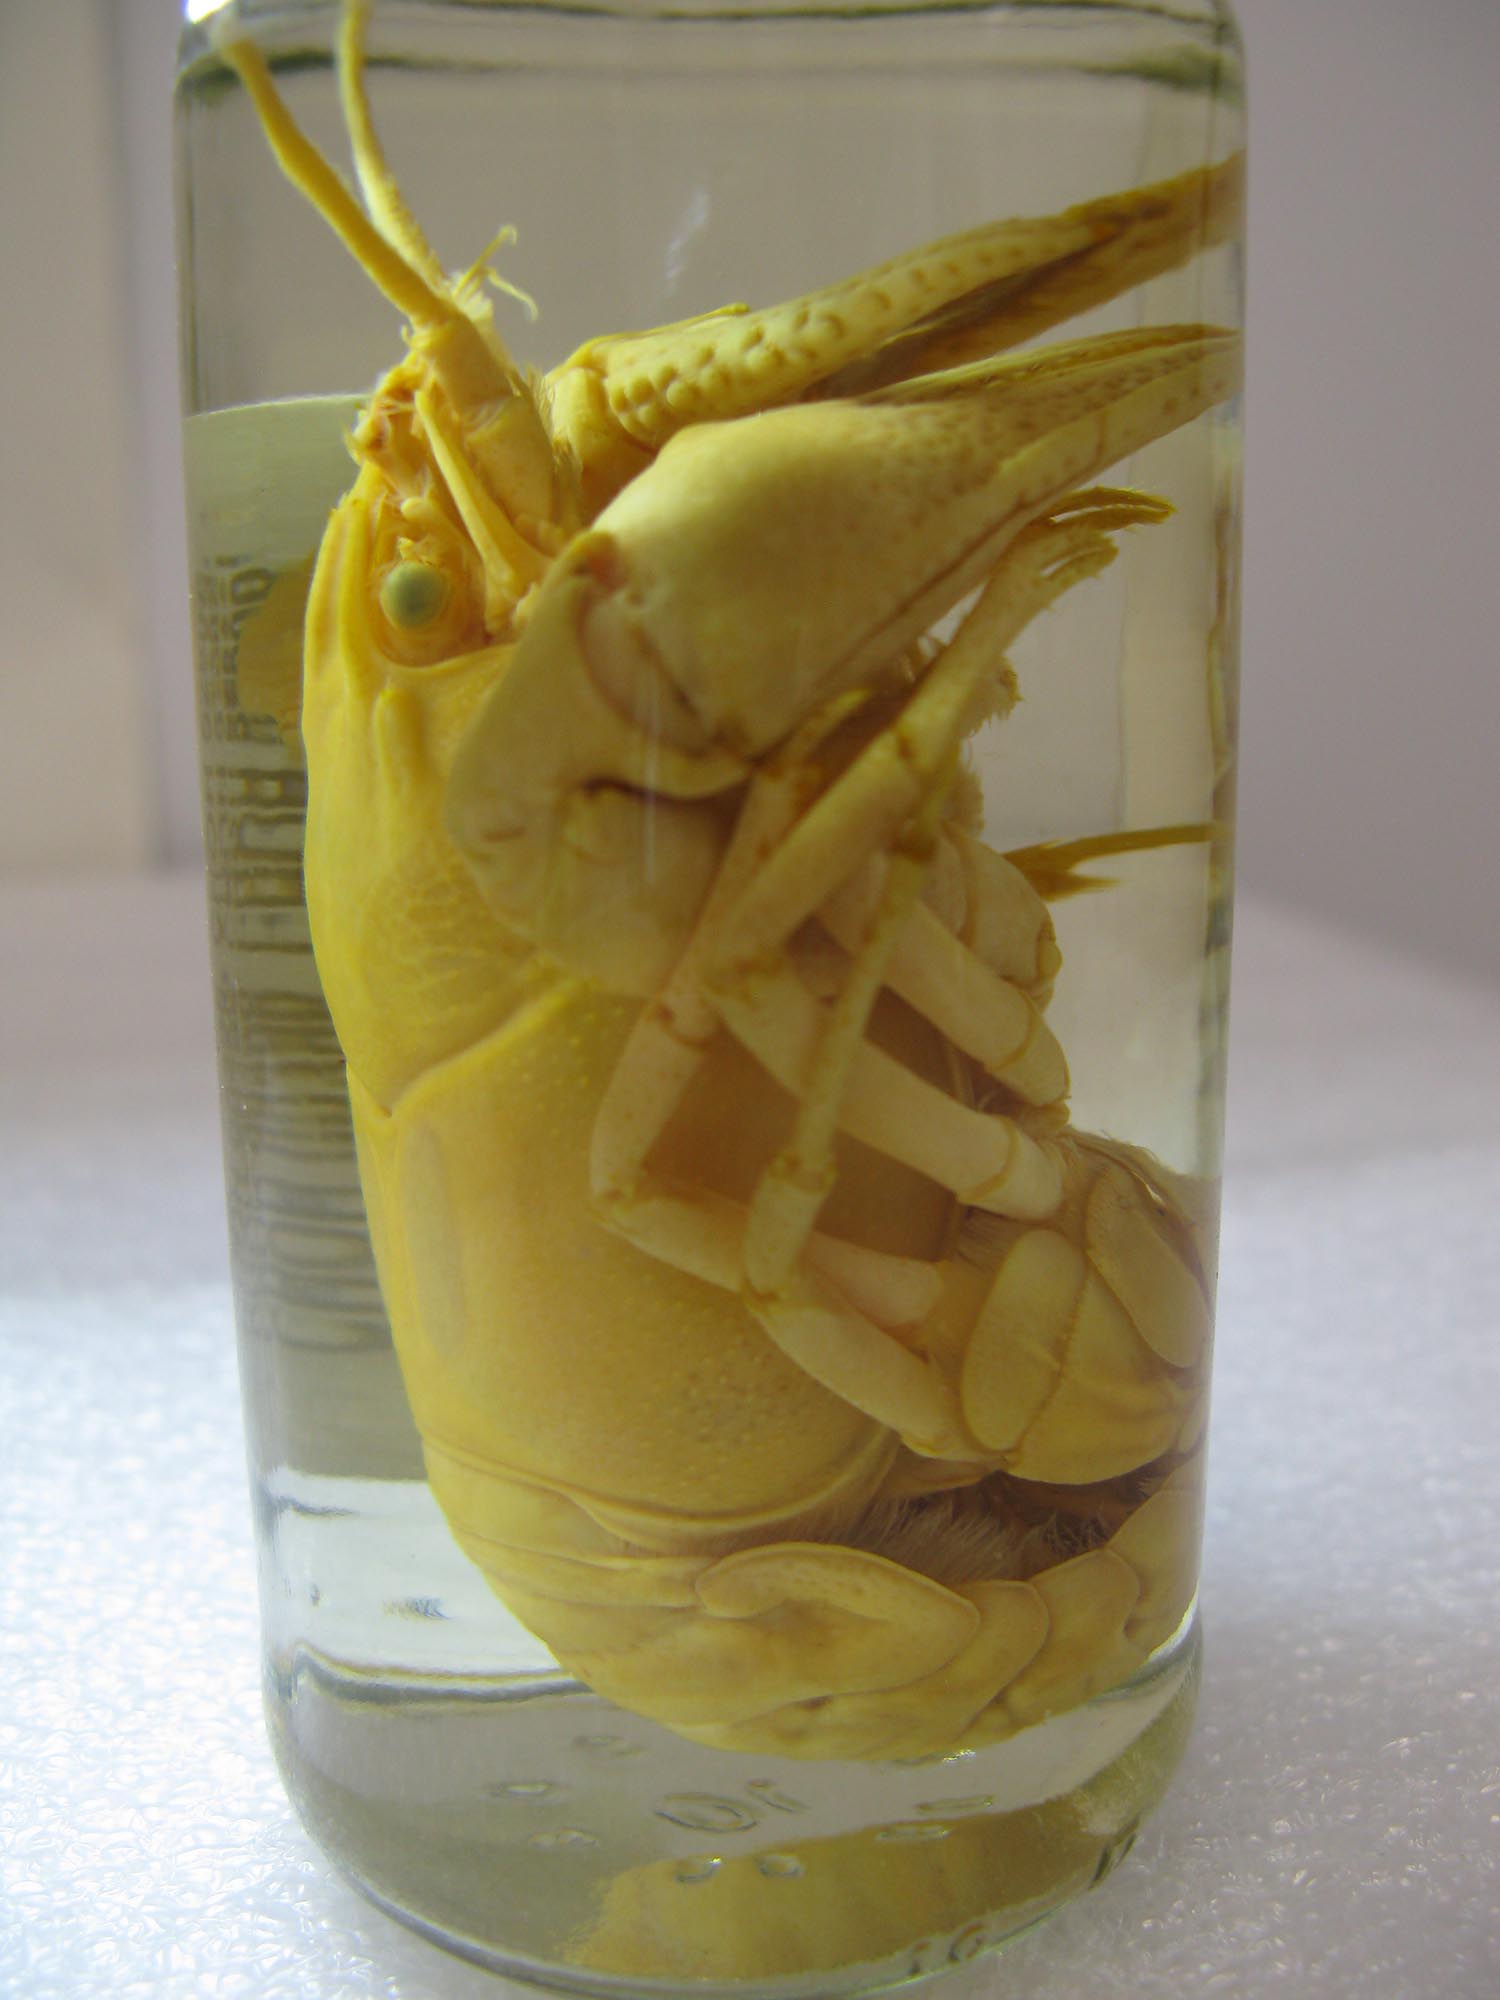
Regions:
[[756, 1853, 806, 1879], [674, 1858, 722, 1885], [573, 1733, 644, 1760], [654, 1794, 760, 1834], [745, 1780, 811, 1815]]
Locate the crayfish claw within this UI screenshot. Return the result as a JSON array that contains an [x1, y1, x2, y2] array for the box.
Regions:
[[545, 153, 1243, 509]]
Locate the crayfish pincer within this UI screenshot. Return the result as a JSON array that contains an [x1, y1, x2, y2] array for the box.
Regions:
[[222, 0, 1240, 1761]]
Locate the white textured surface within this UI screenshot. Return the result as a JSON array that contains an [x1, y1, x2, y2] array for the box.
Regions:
[[3, 874, 1499, 1998]]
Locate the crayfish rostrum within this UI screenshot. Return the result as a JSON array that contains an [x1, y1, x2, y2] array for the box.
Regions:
[[224, 0, 1240, 1760]]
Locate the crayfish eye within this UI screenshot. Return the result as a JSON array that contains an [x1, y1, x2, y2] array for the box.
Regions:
[[380, 560, 450, 633]]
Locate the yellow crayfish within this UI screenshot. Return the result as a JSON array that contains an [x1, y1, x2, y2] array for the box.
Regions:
[[225, 0, 1241, 1760]]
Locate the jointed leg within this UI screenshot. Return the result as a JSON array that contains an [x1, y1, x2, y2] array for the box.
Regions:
[[591, 689, 864, 1208], [715, 492, 1169, 993], [712, 556, 1087, 1445], [591, 493, 1177, 1445], [705, 493, 1167, 1147], [819, 877, 1069, 1109], [592, 698, 947, 1338], [590, 583, 1040, 1449], [709, 949, 1066, 1217], [733, 772, 976, 1457], [742, 770, 954, 1302]]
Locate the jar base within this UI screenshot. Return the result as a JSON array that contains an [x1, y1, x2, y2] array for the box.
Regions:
[[266, 1620, 1200, 1995]]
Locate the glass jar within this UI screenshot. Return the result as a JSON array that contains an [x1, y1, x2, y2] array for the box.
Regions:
[[176, 0, 1244, 1988]]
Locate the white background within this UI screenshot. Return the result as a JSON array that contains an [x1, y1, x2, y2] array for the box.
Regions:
[[1, 0, 1497, 979]]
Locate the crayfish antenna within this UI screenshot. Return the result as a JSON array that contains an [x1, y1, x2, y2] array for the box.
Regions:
[[221, 8, 568, 567], [338, 0, 449, 292], [221, 31, 461, 335], [1006, 822, 1223, 901]]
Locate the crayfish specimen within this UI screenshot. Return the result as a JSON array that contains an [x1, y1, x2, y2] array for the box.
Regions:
[[224, 0, 1241, 1760]]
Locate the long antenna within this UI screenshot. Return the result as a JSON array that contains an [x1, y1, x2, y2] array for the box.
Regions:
[[337, 0, 451, 294], [220, 32, 463, 335]]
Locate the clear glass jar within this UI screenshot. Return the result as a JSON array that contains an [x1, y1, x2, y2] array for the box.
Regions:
[[176, 1, 1244, 1988]]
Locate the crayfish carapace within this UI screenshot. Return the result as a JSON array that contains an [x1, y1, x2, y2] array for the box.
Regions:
[[223, 0, 1240, 1760]]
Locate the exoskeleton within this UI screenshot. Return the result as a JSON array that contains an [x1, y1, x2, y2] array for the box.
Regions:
[[225, 0, 1240, 1759]]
